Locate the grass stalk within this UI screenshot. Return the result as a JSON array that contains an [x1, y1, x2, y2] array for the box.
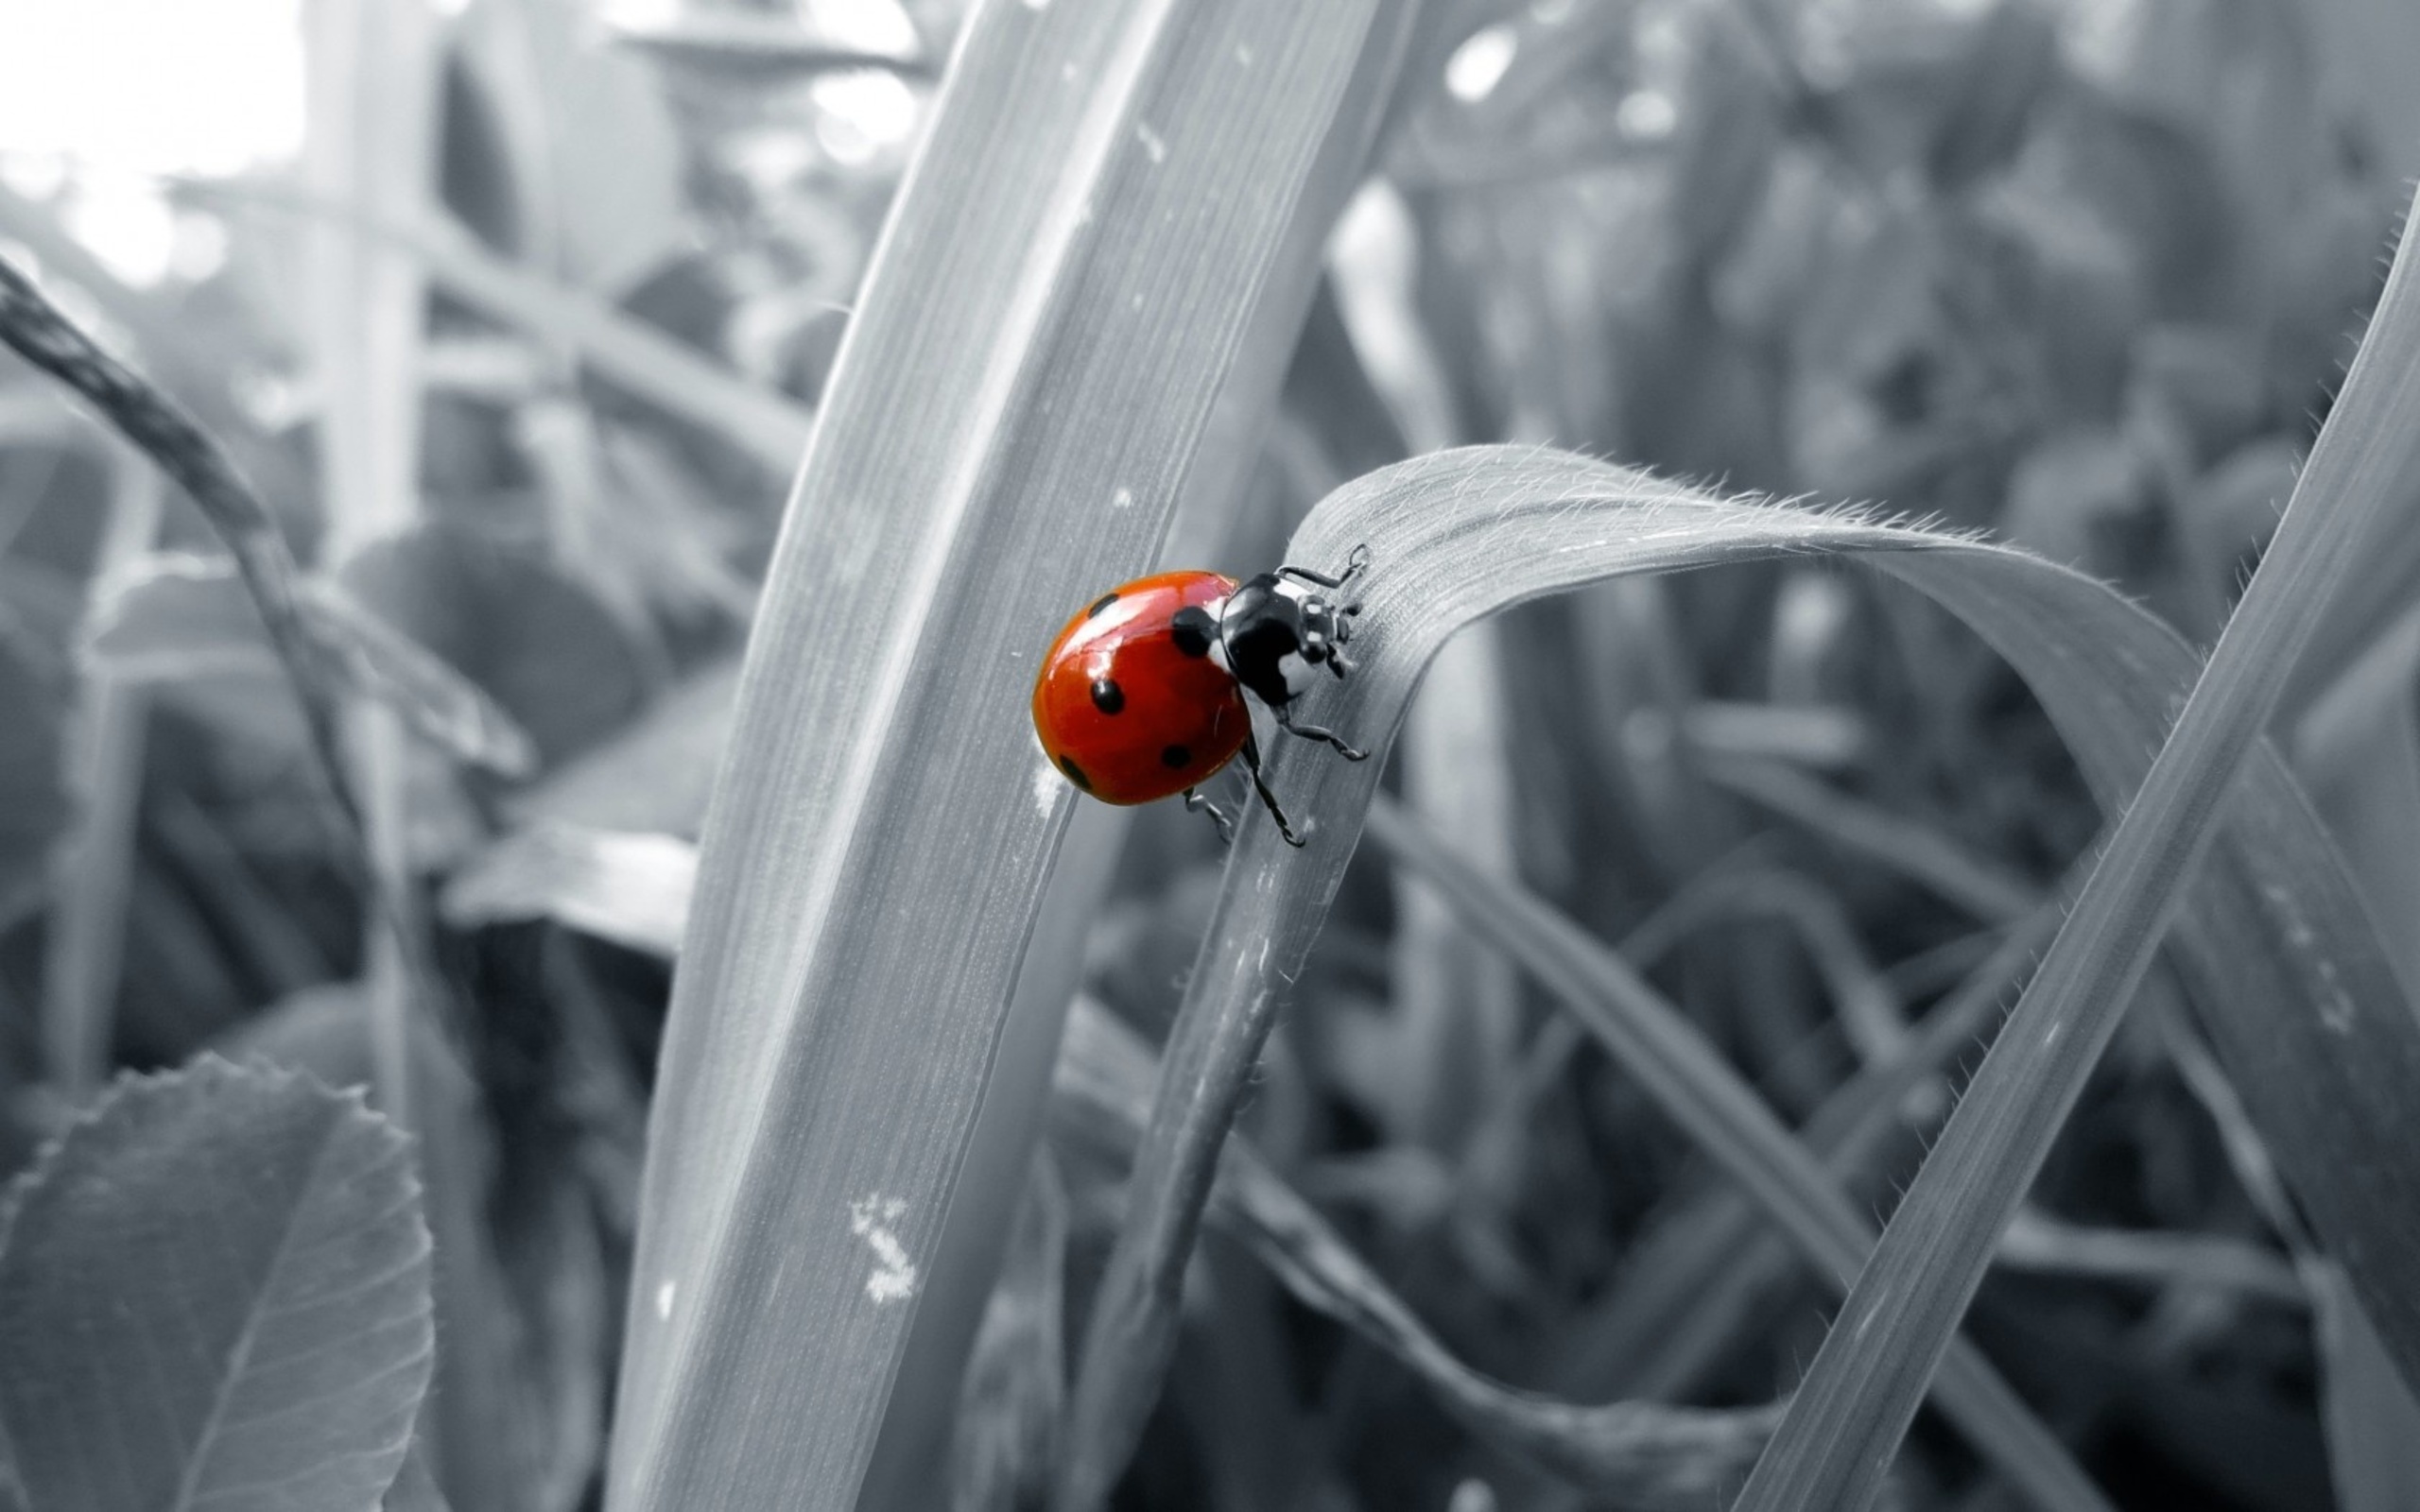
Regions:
[[40, 448, 160, 1098], [1363, 796, 2111, 1510], [1732, 185, 2420, 1512]]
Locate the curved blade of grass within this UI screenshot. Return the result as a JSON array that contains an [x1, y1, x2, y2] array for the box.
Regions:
[[1358, 797, 2102, 1510], [1061, 450, 2105, 1510], [1554, 895, 2068, 1404], [1052, 995, 1783, 1509], [604, 3, 1419, 1508], [90, 554, 539, 776], [1733, 190, 2420, 1511], [0, 253, 365, 864], [1701, 755, 2036, 924], [1069, 441, 2420, 1508]]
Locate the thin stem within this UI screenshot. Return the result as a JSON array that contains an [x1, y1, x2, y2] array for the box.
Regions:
[[0, 254, 369, 882]]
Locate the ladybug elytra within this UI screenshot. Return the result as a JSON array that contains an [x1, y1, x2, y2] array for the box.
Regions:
[[1031, 545, 1371, 846]]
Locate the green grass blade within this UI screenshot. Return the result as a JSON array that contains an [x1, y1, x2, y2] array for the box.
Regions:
[[1733, 190, 2420, 1512], [603, 3, 1418, 1507]]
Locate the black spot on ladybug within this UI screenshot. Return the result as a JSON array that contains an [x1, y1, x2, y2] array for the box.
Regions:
[[1058, 754, 1093, 792], [1087, 593, 1119, 619], [1091, 677, 1125, 714], [1170, 606, 1216, 658], [1161, 744, 1191, 769]]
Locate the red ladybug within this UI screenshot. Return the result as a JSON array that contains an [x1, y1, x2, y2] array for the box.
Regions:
[[1032, 545, 1371, 846]]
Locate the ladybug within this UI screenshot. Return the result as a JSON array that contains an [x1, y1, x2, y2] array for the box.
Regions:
[[1032, 544, 1371, 846]]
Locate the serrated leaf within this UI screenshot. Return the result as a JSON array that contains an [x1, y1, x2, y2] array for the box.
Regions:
[[89, 554, 538, 776], [0, 1055, 434, 1512], [224, 980, 604, 1512]]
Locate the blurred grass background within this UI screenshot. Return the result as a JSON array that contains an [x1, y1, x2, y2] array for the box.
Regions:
[[1, 0, 2415, 1507]]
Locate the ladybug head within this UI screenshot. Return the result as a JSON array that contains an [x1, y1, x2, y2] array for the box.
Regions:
[[1219, 573, 1357, 710]]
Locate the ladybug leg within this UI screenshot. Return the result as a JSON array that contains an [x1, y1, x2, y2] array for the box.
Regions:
[[1274, 562, 1348, 589], [1325, 649, 1356, 679], [1238, 729, 1308, 847], [1274, 541, 1371, 592], [1183, 786, 1236, 845], [1275, 705, 1368, 762]]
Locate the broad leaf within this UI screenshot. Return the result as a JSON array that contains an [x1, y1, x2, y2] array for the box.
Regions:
[[0, 1056, 433, 1512]]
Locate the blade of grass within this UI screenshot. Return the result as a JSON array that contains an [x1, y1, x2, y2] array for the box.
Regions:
[[1052, 994, 1784, 1508], [1994, 1209, 2302, 1306], [1070, 439, 2420, 1511], [41, 442, 159, 1100], [0, 254, 364, 871], [608, 10, 936, 81], [302, 8, 531, 1510], [195, 186, 817, 475], [1557, 896, 2066, 1404], [603, 4, 1421, 1509], [2312, 1262, 2420, 1512], [1701, 754, 2036, 924], [1063, 451, 2110, 1511], [1362, 797, 2103, 1508], [1732, 186, 2420, 1512]]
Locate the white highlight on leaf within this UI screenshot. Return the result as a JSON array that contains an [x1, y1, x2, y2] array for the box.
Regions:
[[1034, 757, 1066, 817], [1135, 122, 1167, 163], [849, 1195, 917, 1304], [1235, 43, 1253, 66], [654, 1280, 676, 1320], [1111, 487, 1134, 510]]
